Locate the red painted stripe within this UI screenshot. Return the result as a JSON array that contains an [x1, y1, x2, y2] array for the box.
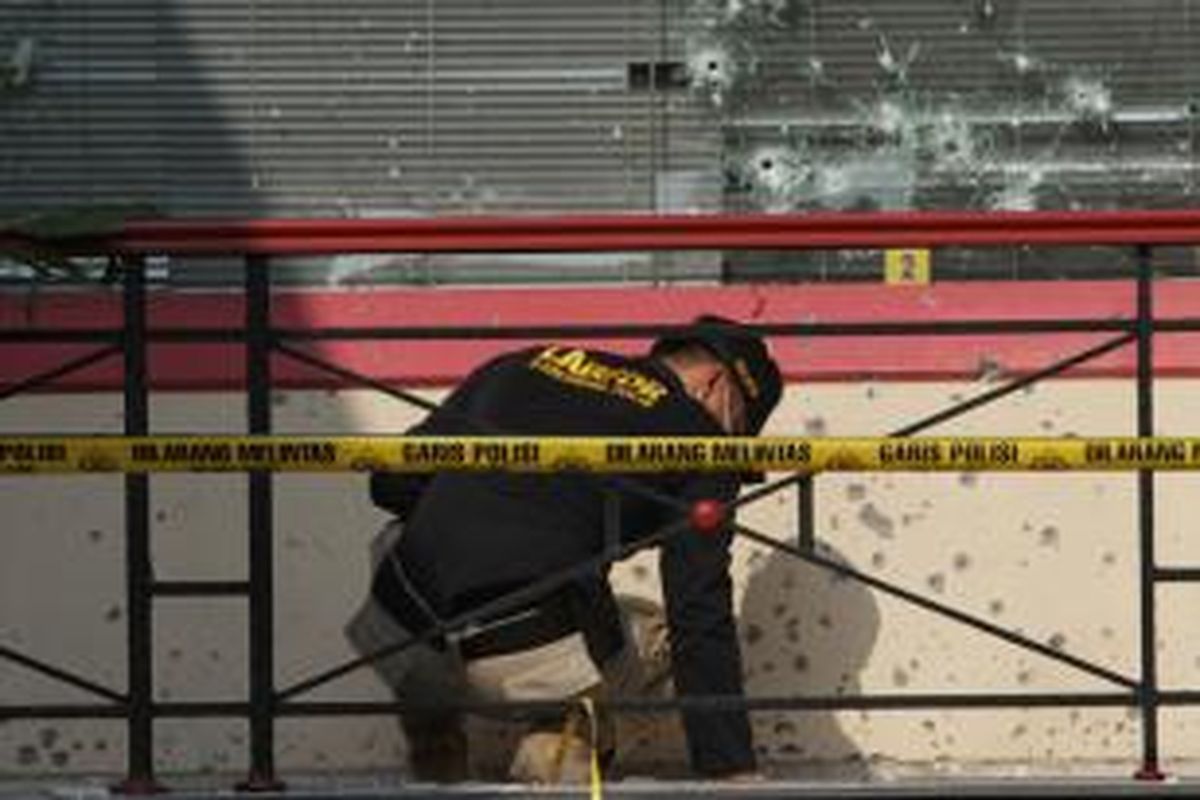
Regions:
[[1, 282, 1198, 392]]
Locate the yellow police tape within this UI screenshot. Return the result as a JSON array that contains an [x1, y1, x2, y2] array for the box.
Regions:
[[2, 435, 1200, 474]]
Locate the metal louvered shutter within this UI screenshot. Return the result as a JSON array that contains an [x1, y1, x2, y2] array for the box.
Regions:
[[1, 1, 722, 285], [1, 1, 722, 218]]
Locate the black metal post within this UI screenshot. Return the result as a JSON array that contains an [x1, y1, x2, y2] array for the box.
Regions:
[[240, 255, 283, 791], [797, 476, 815, 554], [117, 257, 161, 794], [1134, 244, 1164, 781]]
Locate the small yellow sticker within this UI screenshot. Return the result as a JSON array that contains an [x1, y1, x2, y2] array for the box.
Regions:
[[885, 248, 932, 285]]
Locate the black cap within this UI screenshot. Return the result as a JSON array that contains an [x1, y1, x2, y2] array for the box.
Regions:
[[651, 314, 783, 434]]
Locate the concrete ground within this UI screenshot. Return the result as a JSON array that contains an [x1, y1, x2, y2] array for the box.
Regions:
[[5, 774, 1200, 800]]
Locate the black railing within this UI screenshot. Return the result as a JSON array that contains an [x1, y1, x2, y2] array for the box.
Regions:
[[1, 211, 1199, 792]]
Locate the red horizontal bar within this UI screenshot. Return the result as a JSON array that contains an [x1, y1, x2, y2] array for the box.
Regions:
[[4, 210, 1200, 256], [94, 228, 1200, 255], [3, 282, 1200, 393]]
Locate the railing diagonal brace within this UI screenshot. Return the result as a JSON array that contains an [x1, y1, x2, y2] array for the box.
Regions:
[[0, 345, 121, 402], [0, 644, 128, 704]]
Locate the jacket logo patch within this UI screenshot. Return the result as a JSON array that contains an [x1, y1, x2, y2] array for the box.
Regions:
[[733, 359, 760, 399], [529, 346, 669, 408]]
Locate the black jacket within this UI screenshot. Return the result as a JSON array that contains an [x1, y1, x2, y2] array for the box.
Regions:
[[370, 345, 755, 776]]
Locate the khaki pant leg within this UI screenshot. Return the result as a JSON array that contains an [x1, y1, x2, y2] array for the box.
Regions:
[[460, 632, 598, 784], [601, 595, 681, 773], [603, 594, 672, 697], [344, 592, 469, 781], [469, 595, 672, 784]]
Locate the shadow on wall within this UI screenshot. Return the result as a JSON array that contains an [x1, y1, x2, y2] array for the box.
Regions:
[[1, 1, 259, 220], [0, 0, 260, 778], [740, 542, 881, 777]]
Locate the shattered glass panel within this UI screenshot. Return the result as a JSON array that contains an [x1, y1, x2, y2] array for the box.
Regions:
[[682, 0, 1200, 280]]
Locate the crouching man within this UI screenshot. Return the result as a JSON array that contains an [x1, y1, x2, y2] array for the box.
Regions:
[[346, 316, 782, 782]]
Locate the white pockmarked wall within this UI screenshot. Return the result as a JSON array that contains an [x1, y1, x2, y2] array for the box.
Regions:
[[2, 380, 1199, 778]]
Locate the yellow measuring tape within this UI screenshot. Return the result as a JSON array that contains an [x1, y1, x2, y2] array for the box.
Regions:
[[2, 435, 1200, 474], [547, 696, 603, 797], [582, 696, 603, 800]]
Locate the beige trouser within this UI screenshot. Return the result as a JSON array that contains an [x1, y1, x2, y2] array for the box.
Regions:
[[346, 523, 670, 783]]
